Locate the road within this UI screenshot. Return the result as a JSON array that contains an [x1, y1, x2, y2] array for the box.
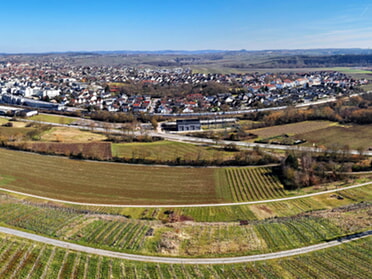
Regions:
[[21, 117, 372, 156], [26, 115, 372, 156], [147, 131, 372, 156], [0, 181, 370, 208], [0, 226, 370, 264]]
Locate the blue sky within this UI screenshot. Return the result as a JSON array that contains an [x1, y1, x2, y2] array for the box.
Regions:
[[1, 0, 371, 53]]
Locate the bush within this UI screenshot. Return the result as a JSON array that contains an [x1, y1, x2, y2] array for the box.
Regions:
[[224, 143, 239, 152]]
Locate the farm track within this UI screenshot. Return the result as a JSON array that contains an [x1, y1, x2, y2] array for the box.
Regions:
[[0, 226, 370, 264], [0, 181, 371, 208]]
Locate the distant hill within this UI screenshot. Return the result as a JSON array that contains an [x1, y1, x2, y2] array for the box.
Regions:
[[1, 48, 372, 56], [244, 54, 372, 68], [2, 49, 372, 69]]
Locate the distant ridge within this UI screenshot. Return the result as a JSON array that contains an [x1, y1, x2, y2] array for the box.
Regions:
[[1, 48, 372, 56]]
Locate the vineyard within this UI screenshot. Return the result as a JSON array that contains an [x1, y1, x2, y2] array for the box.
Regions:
[[0, 196, 155, 254], [0, 202, 80, 236], [74, 183, 369, 222], [219, 167, 288, 202], [2, 182, 369, 225], [0, 233, 370, 278], [69, 219, 152, 252], [0, 193, 370, 258], [1, 147, 368, 206], [168, 215, 346, 257]]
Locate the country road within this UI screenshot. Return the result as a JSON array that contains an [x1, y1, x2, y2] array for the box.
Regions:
[[149, 132, 372, 156], [0, 181, 371, 208], [20, 117, 372, 156], [0, 226, 370, 264]]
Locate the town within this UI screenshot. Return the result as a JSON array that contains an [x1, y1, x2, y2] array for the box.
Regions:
[[1, 0, 372, 276], [0, 57, 368, 115]]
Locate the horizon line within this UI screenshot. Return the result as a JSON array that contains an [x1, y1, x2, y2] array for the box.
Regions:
[[1, 47, 371, 55]]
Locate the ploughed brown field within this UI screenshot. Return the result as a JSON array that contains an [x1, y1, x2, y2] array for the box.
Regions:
[[0, 148, 219, 205]]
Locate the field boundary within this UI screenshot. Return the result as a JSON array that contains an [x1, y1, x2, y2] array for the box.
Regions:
[[0, 181, 370, 208], [0, 226, 370, 264]]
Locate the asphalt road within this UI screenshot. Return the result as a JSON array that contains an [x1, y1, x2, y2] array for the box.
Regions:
[[147, 132, 372, 156], [0, 226, 370, 264], [20, 117, 372, 156], [0, 181, 370, 208]]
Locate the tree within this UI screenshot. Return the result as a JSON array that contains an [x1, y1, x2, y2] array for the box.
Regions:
[[284, 153, 298, 169], [150, 117, 158, 130]]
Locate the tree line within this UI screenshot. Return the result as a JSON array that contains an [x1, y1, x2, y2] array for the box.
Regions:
[[243, 94, 372, 126]]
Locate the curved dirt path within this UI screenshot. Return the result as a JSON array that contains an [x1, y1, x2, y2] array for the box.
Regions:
[[0, 226, 370, 264], [0, 181, 371, 208]]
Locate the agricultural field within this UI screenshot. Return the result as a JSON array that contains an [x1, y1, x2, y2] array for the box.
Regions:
[[0, 190, 370, 258], [0, 232, 370, 278], [246, 120, 336, 139], [177, 215, 343, 257], [328, 67, 372, 74], [70, 182, 372, 222], [2, 146, 362, 206], [68, 218, 153, 252], [0, 202, 80, 236], [361, 83, 372, 91], [216, 167, 286, 202], [0, 148, 218, 205], [296, 124, 372, 149], [112, 141, 234, 162]]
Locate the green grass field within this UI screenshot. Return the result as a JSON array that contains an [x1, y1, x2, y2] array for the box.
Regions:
[[328, 67, 372, 74]]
